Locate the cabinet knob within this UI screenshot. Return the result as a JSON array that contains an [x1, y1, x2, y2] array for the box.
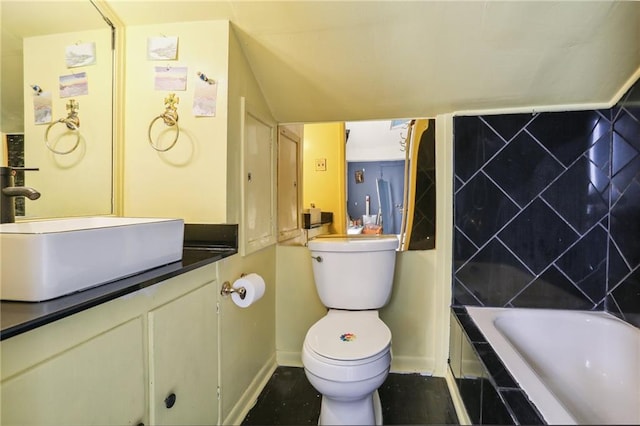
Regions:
[[165, 392, 177, 409]]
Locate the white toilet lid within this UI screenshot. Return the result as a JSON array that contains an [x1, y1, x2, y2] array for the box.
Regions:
[[306, 311, 391, 361]]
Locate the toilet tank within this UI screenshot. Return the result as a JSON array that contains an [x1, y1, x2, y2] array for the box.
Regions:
[[307, 235, 398, 310]]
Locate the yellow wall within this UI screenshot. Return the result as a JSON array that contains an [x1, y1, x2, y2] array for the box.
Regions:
[[227, 26, 278, 256], [122, 21, 230, 222], [1, 48, 23, 135], [1, 135, 6, 165], [275, 244, 446, 374], [21, 29, 113, 219], [433, 113, 454, 377], [302, 122, 346, 234], [219, 27, 279, 424], [275, 244, 327, 366]]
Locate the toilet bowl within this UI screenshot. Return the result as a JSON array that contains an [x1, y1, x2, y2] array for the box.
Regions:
[[304, 236, 398, 425], [302, 310, 392, 425]]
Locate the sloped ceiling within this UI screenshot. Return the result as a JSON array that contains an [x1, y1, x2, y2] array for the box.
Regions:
[[5, 1, 640, 124], [106, 0, 640, 123]]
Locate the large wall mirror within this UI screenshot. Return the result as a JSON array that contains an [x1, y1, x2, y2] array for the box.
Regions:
[[301, 118, 436, 250], [345, 119, 436, 250], [1, 0, 115, 220]]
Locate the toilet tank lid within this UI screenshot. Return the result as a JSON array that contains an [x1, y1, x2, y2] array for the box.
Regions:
[[306, 311, 391, 361], [308, 235, 398, 252]]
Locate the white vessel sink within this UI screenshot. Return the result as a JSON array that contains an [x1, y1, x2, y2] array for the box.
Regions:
[[1, 217, 184, 302]]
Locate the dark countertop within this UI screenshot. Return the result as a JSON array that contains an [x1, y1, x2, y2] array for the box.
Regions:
[[1, 223, 238, 341], [303, 211, 333, 229]]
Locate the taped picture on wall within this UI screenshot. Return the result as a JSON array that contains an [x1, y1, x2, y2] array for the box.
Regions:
[[65, 42, 96, 68], [147, 36, 178, 60], [154, 66, 187, 91], [59, 73, 88, 98]]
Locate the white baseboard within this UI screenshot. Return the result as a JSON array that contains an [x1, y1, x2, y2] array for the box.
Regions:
[[444, 367, 471, 425], [390, 355, 434, 374], [222, 354, 278, 426], [276, 350, 303, 367]]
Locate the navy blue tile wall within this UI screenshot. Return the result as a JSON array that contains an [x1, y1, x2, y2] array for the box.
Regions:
[[409, 119, 436, 250], [608, 81, 640, 327], [452, 78, 640, 327]]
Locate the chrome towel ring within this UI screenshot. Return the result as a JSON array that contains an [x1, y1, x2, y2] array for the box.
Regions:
[[45, 99, 81, 155], [148, 93, 180, 152]]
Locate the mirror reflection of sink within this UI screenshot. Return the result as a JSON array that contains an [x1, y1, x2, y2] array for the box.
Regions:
[[1, 217, 184, 302], [347, 226, 364, 235]]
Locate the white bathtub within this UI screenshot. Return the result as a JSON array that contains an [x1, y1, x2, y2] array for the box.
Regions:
[[466, 307, 640, 425]]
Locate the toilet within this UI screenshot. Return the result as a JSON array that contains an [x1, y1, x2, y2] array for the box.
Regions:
[[303, 235, 399, 425]]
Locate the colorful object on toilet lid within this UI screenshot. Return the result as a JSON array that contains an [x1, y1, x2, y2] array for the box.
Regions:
[[306, 311, 391, 361], [340, 332, 356, 342]]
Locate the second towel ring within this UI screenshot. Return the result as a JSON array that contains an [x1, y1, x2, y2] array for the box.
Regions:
[[148, 94, 180, 152], [45, 100, 81, 155]]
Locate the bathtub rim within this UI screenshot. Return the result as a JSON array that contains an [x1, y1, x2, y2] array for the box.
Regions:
[[464, 306, 637, 424], [451, 307, 546, 425], [465, 306, 633, 425]]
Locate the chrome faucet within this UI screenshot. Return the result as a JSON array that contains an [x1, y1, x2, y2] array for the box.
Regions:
[[1, 166, 41, 224]]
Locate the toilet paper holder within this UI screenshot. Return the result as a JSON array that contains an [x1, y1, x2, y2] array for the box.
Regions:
[[220, 273, 248, 300]]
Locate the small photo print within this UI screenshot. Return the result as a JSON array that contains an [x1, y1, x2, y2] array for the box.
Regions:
[[65, 42, 96, 68], [59, 72, 89, 98], [33, 91, 53, 124], [148, 36, 179, 60], [193, 81, 218, 117], [154, 66, 188, 91]]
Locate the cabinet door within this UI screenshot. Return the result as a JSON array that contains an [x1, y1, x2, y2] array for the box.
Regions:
[[148, 283, 218, 425], [241, 98, 277, 255], [277, 126, 301, 241], [1, 318, 145, 426]]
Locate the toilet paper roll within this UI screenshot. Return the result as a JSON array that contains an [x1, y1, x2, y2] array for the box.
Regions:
[[231, 273, 266, 308]]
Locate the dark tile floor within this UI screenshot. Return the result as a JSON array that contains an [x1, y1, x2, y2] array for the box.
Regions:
[[242, 366, 459, 425]]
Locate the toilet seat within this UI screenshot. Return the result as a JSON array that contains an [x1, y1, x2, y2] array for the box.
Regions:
[[303, 310, 392, 383], [305, 310, 391, 362], [304, 339, 390, 367]]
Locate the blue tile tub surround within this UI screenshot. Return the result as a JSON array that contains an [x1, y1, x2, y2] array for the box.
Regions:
[[608, 82, 640, 326], [453, 110, 612, 310], [452, 78, 640, 327]]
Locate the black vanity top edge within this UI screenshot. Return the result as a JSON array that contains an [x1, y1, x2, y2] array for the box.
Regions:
[[0, 245, 236, 341]]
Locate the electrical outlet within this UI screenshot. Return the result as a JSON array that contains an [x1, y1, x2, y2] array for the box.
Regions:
[[315, 158, 327, 171]]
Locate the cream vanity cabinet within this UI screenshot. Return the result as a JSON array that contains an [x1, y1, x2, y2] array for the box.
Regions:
[[0, 263, 219, 426], [0, 317, 145, 425], [148, 278, 217, 425]]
